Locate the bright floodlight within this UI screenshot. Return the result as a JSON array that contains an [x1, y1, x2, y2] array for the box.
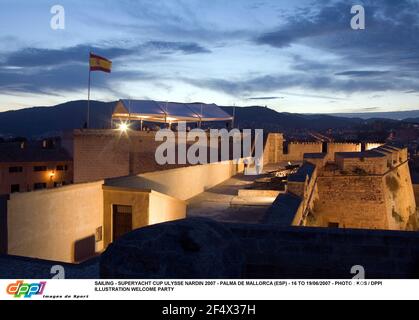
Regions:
[[118, 122, 129, 132]]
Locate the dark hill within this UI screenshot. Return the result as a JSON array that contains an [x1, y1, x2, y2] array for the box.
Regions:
[[0, 100, 115, 137]]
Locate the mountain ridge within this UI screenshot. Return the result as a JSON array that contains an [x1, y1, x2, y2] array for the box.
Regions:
[[0, 100, 418, 138]]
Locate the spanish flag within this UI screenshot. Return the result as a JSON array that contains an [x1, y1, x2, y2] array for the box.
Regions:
[[89, 53, 112, 73]]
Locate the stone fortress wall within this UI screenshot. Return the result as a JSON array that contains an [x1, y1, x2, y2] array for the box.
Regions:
[[264, 134, 365, 163], [263, 133, 417, 231]]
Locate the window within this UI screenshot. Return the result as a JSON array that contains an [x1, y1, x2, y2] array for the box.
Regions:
[[10, 184, 20, 193], [33, 182, 47, 190], [56, 165, 68, 171], [9, 166, 23, 173], [34, 166, 47, 172]]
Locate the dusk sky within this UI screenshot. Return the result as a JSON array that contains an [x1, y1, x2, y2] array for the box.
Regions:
[[1, 0, 419, 113]]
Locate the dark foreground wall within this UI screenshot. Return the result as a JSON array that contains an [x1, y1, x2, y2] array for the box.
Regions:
[[100, 218, 419, 279], [0, 255, 99, 279], [0, 195, 8, 255], [229, 224, 419, 279], [2, 218, 419, 279]]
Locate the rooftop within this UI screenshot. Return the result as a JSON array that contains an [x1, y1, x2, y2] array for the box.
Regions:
[[0, 141, 72, 163], [113, 99, 233, 123]]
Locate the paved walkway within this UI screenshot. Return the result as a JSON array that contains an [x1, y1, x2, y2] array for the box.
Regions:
[[187, 168, 280, 224]]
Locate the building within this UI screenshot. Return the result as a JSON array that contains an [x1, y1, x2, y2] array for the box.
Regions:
[[0, 140, 73, 195]]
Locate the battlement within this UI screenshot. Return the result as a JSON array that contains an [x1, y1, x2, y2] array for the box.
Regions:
[[266, 143, 416, 231], [263, 133, 383, 163]]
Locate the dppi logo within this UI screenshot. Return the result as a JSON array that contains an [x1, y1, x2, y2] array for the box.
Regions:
[[6, 281, 46, 298]]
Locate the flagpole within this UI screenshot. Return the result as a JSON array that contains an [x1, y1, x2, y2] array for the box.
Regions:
[[87, 52, 91, 129]]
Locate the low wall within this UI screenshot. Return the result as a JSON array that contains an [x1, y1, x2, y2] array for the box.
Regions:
[[149, 191, 186, 225], [7, 181, 105, 263], [106, 160, 245, 201]]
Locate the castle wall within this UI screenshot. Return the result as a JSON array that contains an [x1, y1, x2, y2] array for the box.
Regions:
[[413, 184, 419, 208], [263, 133, 284, 165], [311, 161, 416, 231], [282, 143, 323, 162], [262, 135, 383, 165], [326, 143, 361, 161], [313, 175, 388, 229], [383, 163, 417, 231], [335, 156, 388, 175]]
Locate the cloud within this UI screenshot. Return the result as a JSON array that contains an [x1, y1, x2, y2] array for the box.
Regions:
[[1, 41, 211, 68], [1, 0, 418, 110], [0, 40, 211, 96], [255, 1, 351, 48], [256, 0, 419, 70], [145, 41, 211, 54], [0, 61, 156, 96], [247, 96, 284, 100], [3, 45, 131, 68], [184, 72, 419, 97], [252, 0, 419, 94], [361, 107, 380, 111], [335, 71, 390, 77]]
